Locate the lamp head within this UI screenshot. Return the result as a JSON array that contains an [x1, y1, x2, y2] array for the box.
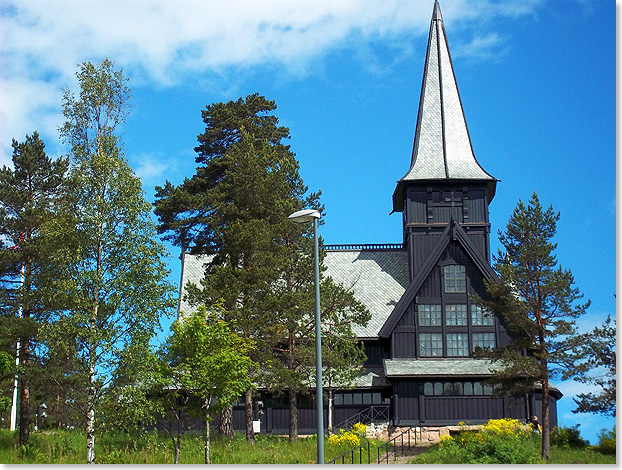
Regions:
[[288, 209, 321, 223]]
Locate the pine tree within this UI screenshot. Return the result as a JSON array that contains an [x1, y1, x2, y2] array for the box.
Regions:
[[564, 315, 616, 417], [479, 192, 589, 460], [0, 132, 69, 445], [155, 93, 369, 442]]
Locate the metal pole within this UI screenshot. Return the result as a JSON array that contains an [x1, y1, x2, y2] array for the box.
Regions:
[[313, 218, 324, 464], [313, 217, 324, 464]]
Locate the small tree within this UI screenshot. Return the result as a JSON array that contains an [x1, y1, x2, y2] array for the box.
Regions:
[[478, 192, 589, 460], [322, 327, 366, 435], [163, 305, 257, 464], [564, 315, 616, 417]]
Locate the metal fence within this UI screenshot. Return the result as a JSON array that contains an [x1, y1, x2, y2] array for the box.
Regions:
[[332, 405, 390, 432], [327, 441, 373, 465], [376, 427, 415, 464]]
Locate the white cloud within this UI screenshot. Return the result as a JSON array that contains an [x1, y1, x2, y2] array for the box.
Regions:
[[0, 0, 544, 166]]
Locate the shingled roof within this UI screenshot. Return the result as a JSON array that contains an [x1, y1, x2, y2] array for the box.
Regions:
[[178, 247, 409, 339], [323, 248, 408, 339], [392, 0, 496, 212]]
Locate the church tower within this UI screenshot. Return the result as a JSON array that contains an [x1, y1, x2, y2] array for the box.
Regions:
[[392, 0, 497, 279]]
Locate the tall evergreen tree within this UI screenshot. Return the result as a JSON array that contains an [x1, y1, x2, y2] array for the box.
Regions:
[[0, 132, 69, 445], [52, 58, 176, 464], [478, 192, 589, 460], [154, 93, 369, 443]]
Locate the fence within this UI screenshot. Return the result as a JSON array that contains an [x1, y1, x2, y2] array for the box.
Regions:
[[376, 427, 416, 464], [326, 427, 416, 464], [327, 441, 373, 464], [331, 405, 390, 433]]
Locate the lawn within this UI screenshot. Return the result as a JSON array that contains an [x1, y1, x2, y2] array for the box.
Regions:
[[0, 428, 380, 464]]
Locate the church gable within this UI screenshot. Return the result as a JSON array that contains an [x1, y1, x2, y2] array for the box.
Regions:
[[379, 219, 498, 343]]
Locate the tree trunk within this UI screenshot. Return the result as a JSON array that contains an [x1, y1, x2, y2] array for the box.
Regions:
[[204, 405, 211, 464], [288, 387, 298, 442], [218, 405, 234, 439], [174, 429, 181, 465], [245, 388, 255, 444], [86, 405, 95, 464], [327, 388, 334, 436], [19, 375, 29, 444], [541, 378, 550, 460]]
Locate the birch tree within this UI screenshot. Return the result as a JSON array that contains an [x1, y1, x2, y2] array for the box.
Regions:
[[52, 58, 176, 463]]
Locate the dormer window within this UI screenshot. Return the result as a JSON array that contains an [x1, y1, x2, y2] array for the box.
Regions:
[[444, 265, 466, 293]]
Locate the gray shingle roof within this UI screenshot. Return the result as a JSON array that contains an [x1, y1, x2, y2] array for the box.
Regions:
[[392, 1, 496, 212], [178, 252, 212, 319], [402, 1, 495, 183], [324, 249, 408, 338], [384, 358, 501, 377], [179, 249, 408, 338]]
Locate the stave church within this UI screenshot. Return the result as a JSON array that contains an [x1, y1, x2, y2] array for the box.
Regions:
[[178, 0, 561, 436]]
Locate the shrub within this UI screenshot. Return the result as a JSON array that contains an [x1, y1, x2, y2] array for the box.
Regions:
[[551, 425, 588, 449], [327, 422, 366, 447], [593, 427, 616, 455], [416, 418, 540, 464]]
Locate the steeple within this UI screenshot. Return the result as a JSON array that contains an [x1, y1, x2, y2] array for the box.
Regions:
[[392, 0, 496, 213]]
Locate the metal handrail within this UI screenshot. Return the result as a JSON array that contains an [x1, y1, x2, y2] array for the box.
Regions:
[[327, 441, 372, 465], [332, 405, 390, 432], [376, 427, 415, 464]]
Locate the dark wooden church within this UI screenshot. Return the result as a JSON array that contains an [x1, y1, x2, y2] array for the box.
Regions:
[[179, 0, 561, 435]]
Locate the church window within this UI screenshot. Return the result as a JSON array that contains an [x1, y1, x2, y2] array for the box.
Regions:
[[445, 304, 467, 326], [471, 305, 494, 325], [418, 304, 442, 326], [446, 333, 469, 356], [472, 332, 495, 350], [420, 333, 443, 356], [444, 265, 466, 292]]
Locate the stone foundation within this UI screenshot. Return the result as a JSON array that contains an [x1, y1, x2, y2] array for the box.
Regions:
[[366, 423, 483, 444]]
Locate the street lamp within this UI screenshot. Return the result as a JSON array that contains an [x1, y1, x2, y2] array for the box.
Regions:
[[288, 209, 323, 464]]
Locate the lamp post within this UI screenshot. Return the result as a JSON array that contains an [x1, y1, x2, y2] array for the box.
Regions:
[[288, 209, 323, 464]]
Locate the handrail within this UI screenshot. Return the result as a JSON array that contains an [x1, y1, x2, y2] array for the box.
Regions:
[[332, 405, 390, 432], [376, 427, 415, 464], [327, 440, 372, 465]]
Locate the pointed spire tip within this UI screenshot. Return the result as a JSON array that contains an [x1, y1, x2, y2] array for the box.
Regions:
[[432, 0, 442, 21]]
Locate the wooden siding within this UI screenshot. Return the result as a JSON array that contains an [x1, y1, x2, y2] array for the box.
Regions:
[[394, 381, 420, 421], [423, 396, 503, 421]]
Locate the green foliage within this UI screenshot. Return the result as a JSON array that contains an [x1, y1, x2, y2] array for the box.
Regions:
[[45, 57, 176, 463], [154, 93, 369, 441], [565, 316, 616, 417], [0, 131, 70, 444], [476, 193, 589, 459], [551, 425, 588, 449], [327, 422, 366, 447], [593, 427, 616, 455], [159, 304, 257, 462], [415, 419, 542, 464], [0, 350, 13, 411]]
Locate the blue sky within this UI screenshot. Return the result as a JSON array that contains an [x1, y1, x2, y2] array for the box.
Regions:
[[0, 0, 615, 443]]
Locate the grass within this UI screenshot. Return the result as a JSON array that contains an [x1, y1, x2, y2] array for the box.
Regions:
[[0, 426, 615, 465], [0, 428, 380, 464]]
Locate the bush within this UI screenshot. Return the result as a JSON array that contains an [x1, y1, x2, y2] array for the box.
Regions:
[[415, 419, 541, 464], [593, 427, 616, 455], [551, 425, 588, 449]]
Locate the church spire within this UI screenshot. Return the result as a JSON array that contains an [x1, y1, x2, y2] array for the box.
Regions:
[[392, 0, 496, 213]]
